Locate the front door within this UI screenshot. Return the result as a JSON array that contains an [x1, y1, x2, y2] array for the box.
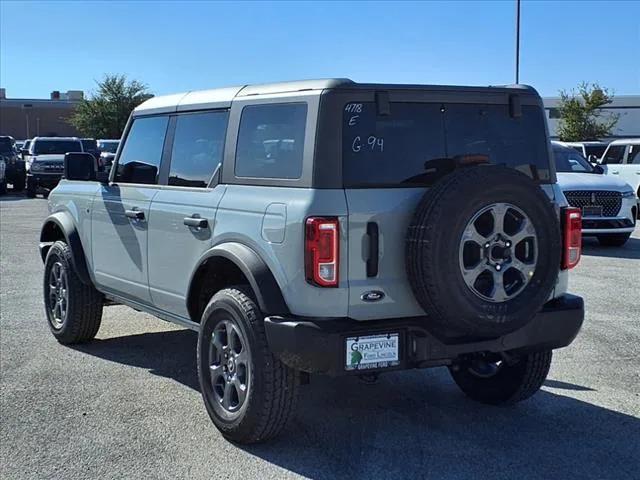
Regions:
[[147, 110, 229, 318], [91, 115, 170, 304]]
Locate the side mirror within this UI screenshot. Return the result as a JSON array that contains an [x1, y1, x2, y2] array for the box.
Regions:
[[587, 154, 599, 164], [593, 164, 605, 174], [64, 152, 97, 181], [20, 148, 28, 156]]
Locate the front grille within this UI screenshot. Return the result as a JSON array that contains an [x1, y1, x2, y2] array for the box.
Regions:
[[43, 162, 63, 172], [564, 190, 622, 217]]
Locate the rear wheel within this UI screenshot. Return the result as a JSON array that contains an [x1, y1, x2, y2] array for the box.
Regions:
[[597, 233, 631, 247], [197, 287, 299, 444], [449, 350, 552, 405], [0, 180, 6, 195], [43, 241, 103, 344]]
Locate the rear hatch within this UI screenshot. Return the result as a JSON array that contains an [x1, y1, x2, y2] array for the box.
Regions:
[[325, 88, 555, 320]]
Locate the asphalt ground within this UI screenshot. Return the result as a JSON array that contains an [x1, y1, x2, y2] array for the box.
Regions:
[[1, 193, 639, 480]]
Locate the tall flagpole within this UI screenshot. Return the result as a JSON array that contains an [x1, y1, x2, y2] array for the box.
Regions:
[[515, 0, 521, 84]]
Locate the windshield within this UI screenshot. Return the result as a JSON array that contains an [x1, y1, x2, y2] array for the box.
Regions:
[[342, 102, 551, 187], [553, 147, 593, 172], [98, 141, 119, 153], [33, 140, 82, 155], [81, 139, 97, 151], [0, 138, 14, 153], [584, 145, 607, 159]]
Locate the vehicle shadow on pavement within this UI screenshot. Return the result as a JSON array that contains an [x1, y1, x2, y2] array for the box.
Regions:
[[72, 329, 200, 391], [581, 236, 640, 260], [73, 329, 639, 480]]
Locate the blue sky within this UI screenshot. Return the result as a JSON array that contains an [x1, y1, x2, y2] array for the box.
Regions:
[[1, 0, 638, 99]]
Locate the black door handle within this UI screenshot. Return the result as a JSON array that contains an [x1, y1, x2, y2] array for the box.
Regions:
[[184, 216, 208, 228], [125, 209, 145, 220]]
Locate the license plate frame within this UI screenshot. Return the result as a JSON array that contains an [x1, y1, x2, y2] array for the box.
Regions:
[[345, 333, 401, 372], [582, 205, 603, 217]]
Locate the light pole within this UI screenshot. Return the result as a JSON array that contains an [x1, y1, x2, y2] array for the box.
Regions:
[[515, 0, 521, 84]]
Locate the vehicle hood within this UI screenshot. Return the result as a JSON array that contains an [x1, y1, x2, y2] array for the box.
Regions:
[[31, 154, 65, 163], [556, 172, 632, 192]]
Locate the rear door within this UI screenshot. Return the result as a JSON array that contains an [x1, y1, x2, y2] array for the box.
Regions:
[[340, 96, 552, 320], [91, 115, 169, 303], [147, 110, 229, 318]]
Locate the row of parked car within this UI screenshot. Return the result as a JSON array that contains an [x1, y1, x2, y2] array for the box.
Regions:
[[0, 136, 119, 196]]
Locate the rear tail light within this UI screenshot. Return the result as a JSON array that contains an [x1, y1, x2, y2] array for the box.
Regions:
[[562, 207, 582, 269], [305, 217, 339, 287]]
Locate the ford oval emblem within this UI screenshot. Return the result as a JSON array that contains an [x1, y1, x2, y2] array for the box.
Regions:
[[361, 290, 385, 302]]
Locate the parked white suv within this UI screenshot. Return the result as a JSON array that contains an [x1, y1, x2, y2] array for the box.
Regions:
[[552, 142, 636, 246], [599, 138, 640, 217]]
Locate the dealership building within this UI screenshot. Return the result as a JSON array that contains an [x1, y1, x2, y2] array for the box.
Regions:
[[543, 95, 640, 139], [0, 88, 83, 139]]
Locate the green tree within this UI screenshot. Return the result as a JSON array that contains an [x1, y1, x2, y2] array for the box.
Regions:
[[69, 74, 153, 138], [556, 82, 619, 141]]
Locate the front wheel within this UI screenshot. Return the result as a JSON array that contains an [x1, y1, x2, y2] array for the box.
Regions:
[[597, 232, 631, 247], [197, 288, 299, 444], [449, 350, 552, 405], [43, 241, 103, 344], [26, 179, 36, 198], [11, 173, 25, 192]]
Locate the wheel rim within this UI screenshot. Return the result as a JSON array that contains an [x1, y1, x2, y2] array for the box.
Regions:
[[208, 319, 250, 417], [459, 202, 538, 303], [47, 261, 68, 329]]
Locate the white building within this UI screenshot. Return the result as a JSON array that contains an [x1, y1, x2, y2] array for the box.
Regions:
[[543, 95, 640, 140]]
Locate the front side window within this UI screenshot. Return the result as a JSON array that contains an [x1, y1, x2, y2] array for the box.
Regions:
[[169, 111, 228, 187], [81, 139, 98, 151], [33, 140, 82, 155], [115, 116, 169, 185], [98, 141, 119, 153], [235, 103, 307, 179], [602, 145, 625, 164]]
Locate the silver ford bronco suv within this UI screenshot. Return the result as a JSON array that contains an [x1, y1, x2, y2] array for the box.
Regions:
[[40, 79, 585, 444]]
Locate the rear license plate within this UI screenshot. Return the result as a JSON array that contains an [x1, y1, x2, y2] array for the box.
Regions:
[[345, 333, 400, 371], [583, 206, 603, 217]]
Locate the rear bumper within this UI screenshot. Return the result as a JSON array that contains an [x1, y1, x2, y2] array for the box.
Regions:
[[265, 294, 584, 376]]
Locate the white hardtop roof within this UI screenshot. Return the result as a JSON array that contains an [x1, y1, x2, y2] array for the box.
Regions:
[[133, 79, 353, 116], [32, 136, 81, 141]]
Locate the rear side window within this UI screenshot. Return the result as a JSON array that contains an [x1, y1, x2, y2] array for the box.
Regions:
[[629, 145, 640, 164], [342, 102, 551, 187], [235, 103, 307, 179], [602, 145, 625, 164], [169, 111, 228, 187], [115, 116, 169, 185]]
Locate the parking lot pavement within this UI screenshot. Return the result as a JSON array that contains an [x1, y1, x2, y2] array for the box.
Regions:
[[1, 194, 639, 480]]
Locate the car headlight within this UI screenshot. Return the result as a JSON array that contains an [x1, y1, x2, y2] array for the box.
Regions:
[[30, 162, 44, 172], [621, 190, 636, 198]]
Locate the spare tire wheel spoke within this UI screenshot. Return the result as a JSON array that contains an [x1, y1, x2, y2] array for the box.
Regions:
[[490, 203, 508, 235], [510, 217, 535, 245], [491, 269, 509, 302]]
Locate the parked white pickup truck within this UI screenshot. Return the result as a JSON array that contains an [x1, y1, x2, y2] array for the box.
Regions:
[[600, 138, 640, 216]]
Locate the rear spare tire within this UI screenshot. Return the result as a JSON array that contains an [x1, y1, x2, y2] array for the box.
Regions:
[[406, 166, 561, 338]]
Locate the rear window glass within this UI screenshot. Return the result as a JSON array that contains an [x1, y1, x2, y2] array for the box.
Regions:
[[235, 103, 306, 179], [342, 102, 551, 187]]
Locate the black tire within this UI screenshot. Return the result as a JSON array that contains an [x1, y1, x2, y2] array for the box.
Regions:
[[449, 350, 552, 405], [0, 181, 6, 195], [11, 174, 25, 192], [43, 241, 103, 344], [406, 166, 561, 338], [197, 287, 299, 444], [26, 182, 36, 198], [597, 232, 631, 247]]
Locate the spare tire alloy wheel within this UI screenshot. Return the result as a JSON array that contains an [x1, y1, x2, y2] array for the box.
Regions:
[[459, 203, 537, 303], [47, 261, 68, 329], [209, 319, 250, 417], [406, 166, 561, 338]]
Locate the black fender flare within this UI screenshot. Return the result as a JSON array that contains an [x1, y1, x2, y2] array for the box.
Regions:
[[39, 212, 92, 285], [187, 242, 289, 318]]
